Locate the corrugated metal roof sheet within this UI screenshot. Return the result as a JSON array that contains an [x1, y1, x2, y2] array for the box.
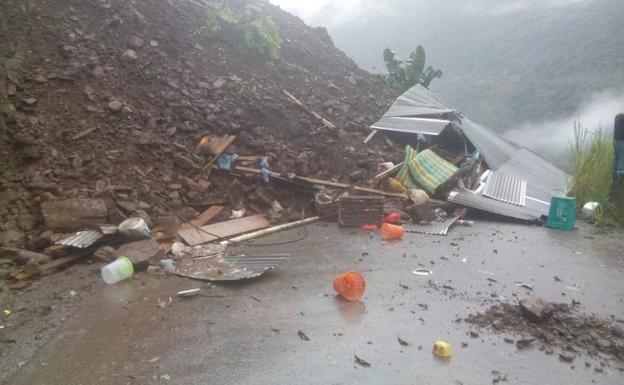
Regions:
[[57, 231, 103, 248], [404, 216, 460, 236], [498, 149, 569, 200], [384, 85, 454, 117], [483, 171, 527, 206], [370, 116, 450, 135], [448, 190, 547, 221], [172, 254, 291, 281]]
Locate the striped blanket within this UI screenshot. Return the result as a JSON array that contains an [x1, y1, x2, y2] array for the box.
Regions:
[[396, 146, 458, 195]]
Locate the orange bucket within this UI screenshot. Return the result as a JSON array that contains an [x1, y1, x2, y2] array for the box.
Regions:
[[380, 223, 404, 240], [333, 272, 366, 301]]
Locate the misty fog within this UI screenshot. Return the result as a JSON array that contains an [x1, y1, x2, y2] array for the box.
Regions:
[[270, 0, 624, 159]]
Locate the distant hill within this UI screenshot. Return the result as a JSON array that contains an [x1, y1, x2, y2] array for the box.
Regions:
[[300, 0, 624, 131]]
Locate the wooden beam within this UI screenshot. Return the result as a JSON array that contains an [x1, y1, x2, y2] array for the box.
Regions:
[[232, 166, 407, 199], [282, 90, 336, 130], [220, 217, 320, 247], [363, 129, 378, 144]]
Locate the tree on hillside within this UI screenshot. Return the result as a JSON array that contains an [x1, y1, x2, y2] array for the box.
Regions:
[[382, 46, 442, 92]]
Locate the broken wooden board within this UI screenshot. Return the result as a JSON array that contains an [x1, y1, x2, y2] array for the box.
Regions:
[[179, 206, 224, 230], [177, 215, 270, 246], [202, 135, 237, 171]]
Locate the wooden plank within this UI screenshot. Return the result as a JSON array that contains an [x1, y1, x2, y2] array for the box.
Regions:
[[13, 254, 84, 280], [179, 206, 224, 230], [178, 215, 270, 246]]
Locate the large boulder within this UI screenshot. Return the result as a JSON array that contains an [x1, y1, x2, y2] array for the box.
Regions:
[[41, 199, 108, 231], [116, 238, 162, 269], [519, 298, 555, 323]]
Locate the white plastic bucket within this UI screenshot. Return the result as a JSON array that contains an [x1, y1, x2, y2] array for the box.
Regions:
[[582, 202, 601, 219], [101, 257, 134, 284], [118, 217, 151, 240]]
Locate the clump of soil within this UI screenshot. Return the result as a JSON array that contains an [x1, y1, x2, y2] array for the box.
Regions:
[[465, 300, 624, 367]]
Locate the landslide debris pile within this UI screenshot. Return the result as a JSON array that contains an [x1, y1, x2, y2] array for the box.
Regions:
[[0, 0, 398, 243], [465, 299, 624, 369]]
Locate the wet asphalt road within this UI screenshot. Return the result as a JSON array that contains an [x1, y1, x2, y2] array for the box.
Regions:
[[7, 221, 624, 385]]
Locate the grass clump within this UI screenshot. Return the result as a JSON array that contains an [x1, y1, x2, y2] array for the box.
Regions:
[[568, 121, 619, 224]]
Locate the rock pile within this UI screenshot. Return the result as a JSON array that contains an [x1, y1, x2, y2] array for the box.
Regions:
[[0, 0, 399, 248], [465, 299, 624, 369]]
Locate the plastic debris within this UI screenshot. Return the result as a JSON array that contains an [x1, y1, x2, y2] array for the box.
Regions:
[[216, 153, 239, 170], [101, 257, 134, 284], [582, 202, 600, 219], [432, 340, 453, 358], [333, 271, 366, 301], [361, 224, 377, 232], [380, 223, 404, 240], [230, 209, 246, 219], [413, 269, 433, 276], [157, 297, 172, 308], [384, 212, 402, 224]]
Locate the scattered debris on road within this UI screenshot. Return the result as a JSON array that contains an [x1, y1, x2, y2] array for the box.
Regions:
[[465, 299, 624, 365], [354, 354, 371, 367], [297, 330, 310, 341]]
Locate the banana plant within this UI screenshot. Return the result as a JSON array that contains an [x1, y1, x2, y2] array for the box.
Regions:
[[382, 45, 442, 92]]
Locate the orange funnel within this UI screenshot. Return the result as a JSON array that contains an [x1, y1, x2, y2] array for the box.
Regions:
[[333, 272, 366, 301], [380, 223, 404, 240]]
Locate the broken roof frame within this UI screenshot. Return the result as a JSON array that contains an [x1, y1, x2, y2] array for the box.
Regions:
[[371, 85, 570, 221]]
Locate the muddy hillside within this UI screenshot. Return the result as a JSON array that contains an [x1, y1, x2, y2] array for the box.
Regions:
[[0, 0, 398, 239]]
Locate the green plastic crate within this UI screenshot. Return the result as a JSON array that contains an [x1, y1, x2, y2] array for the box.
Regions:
[[546, 196, 576, 230]]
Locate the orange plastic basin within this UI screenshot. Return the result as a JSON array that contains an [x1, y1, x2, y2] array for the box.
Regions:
[[380, 223, 404, 240], [333, 271, 366, 301]]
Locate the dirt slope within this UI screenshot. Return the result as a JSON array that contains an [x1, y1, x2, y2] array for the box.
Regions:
[[0, 0, 398, 235]]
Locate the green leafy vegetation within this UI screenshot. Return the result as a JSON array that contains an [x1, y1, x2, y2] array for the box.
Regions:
[[568, 122, 619, 224], [381, 46, 442, 92], [202, 5, 282, 61]]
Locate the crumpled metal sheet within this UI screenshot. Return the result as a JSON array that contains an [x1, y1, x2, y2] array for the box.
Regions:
[[483, 171, 527, 206], [370, 84, 570, 221], [404, 216, 460, 236], [171, 254, 291, 281], [57, 230, 104, 248]]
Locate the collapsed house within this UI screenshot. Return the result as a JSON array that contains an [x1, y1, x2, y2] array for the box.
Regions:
[[370, 85, 570, 222]]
